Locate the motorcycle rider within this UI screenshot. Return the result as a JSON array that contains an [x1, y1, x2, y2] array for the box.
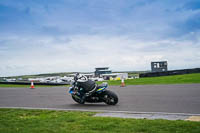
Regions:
[[73, 73, 97, 103]]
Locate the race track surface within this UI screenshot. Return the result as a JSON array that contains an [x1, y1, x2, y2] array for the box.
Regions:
[[0, 84, 200, 114]]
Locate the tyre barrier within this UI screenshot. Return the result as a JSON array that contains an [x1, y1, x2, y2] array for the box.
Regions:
[[0, 81, 70, 86]]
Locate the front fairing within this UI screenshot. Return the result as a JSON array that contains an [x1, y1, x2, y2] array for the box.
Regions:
[[68, 86, 82, 96], [68, 87, 74, 94]]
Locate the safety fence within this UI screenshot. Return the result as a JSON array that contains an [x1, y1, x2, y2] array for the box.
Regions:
[[0, 81, 70, 85]]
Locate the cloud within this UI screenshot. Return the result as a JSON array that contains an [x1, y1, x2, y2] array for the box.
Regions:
[[0, 0, 200, 76], [1, 33, 200, 76]]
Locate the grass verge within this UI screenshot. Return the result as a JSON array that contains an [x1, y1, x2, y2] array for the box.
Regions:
[[97, 73, 200, 85], [0, 108, 200, 133]]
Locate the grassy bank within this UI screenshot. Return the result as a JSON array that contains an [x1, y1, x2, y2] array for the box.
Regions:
[[98, 73, 200, 85], [0, 108, 200, 133]]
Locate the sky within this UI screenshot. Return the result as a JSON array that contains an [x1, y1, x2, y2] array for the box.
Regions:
[[0, 0, 200, 76]]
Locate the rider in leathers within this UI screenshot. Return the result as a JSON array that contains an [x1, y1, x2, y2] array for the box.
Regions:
[[74, 73, 97, 104]]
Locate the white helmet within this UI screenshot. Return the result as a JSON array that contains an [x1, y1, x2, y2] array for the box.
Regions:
[[76, 73, 88, 82]]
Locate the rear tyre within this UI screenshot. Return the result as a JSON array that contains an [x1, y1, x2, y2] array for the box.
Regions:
[[72, 95, 85, 104], [103, 90, 118, 105]]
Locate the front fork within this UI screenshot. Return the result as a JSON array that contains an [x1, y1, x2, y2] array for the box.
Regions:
[[72, 88, 85, 99]]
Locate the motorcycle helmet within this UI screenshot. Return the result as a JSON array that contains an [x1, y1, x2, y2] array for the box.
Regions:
[[76, 74, 88, 82]]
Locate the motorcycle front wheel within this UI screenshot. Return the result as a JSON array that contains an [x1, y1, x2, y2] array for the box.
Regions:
[[103, 90, 118, 105], [72, 94, 85, 104]]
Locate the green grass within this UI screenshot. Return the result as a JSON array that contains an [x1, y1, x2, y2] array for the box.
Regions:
[[0, 108, 200, 133], [0, 84, 68, 88], [98, 73, 200, 85]]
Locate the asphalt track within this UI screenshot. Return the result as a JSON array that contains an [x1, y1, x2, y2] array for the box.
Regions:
[[0, 84, 200, 114]]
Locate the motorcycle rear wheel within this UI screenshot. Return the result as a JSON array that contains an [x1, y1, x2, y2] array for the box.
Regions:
[[103, 90, 118, 105]]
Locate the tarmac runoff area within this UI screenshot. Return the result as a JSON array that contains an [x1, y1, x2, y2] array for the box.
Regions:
[[95, 112, 200, 121], [0, 84, 200, 121]]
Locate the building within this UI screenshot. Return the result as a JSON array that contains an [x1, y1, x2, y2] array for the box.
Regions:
[[95, 67, 112, 77], [151, 61, 168, 72]]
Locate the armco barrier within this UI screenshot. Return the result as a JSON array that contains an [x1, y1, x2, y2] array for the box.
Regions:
[[0, 81, 70, 86], [139, 68, 200, 78]]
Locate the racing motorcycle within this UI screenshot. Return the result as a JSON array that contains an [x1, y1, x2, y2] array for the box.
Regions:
[[68, 73, 118, 105]]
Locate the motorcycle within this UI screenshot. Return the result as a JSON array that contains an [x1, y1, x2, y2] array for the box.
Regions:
[[68, 74, 118, 105]]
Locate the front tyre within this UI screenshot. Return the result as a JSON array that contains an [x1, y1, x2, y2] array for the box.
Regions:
[[103, 90, 118, 105], [72, 94, 85, 104]]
